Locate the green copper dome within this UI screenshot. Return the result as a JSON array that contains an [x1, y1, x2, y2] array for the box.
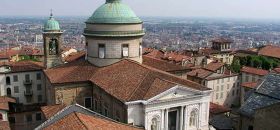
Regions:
[[44, 13, 60, 31], [86, 0, 142, 24]]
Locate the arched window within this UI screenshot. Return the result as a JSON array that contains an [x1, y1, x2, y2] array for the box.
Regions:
[[6, 76, 11, 85], [151, 117, 159, 130], [0, 113, 3, 120], [189, 109, 198, 127], [49, 38, 58, 55], [6, 88, 11, 96]]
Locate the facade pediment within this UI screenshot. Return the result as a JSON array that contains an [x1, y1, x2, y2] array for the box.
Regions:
[[146, 85, 203, 104]]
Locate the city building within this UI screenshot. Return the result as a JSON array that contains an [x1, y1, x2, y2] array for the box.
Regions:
[[187, 61, 239, 107], [239, 73, 280, 130], [41, 0, 212, 130], [239, 66, 269, 104]]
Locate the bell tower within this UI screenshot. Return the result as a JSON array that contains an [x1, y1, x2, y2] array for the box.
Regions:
[[43, 12, 63, 68]]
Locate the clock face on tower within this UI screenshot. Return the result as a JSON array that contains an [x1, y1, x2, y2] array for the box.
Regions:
[[49, 38, 58, 55]]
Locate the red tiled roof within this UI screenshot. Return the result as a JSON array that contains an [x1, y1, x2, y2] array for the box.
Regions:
[[0, 96, 16, 110], [258, 45, 280, 59], [142, 56, 190, 72], [44, 61, 98, 84], [0, 61, 44, 73], [0, 121, 11, 130], [64, 51, 86, 63], [41, 104, 67, 119], [90, 60, 209, 102], [240, 66, 269, 76], [273, 68, 280, 73], [144, 49, 165, 59], [45, 59, 210, 102], [43, 112, 143, 130], [204, 62, 224, 72], [186, 68, 213, 79], [241, 82, 258, 89], [210, 103, 231, 115]]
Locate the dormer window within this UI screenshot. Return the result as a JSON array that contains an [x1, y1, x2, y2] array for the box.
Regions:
[[122, 44, 129, 58], [98, 44, 105, 59]]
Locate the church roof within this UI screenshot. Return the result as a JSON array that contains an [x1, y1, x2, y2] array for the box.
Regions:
[[44, 59, 210, 102], [86, 0, 142, 24], [44, 13, 60, 31]]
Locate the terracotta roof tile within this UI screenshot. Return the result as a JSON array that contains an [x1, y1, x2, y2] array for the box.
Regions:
[[44, 112, 143, 130], [186, 68, 213, 79], [41, 104, 67, 119], [0, 61, 44, 73], [64, 51, 86, 63], [258, 45, 280, 59], [0, 96, 16, 110], [240, 66, 269, 76], [0, 121, 11, 130], [45, 59, 210, 102], [142, 56, 190, 72], [210, 103, 231, 115], [204, 62, 224, 72], [241, 82, 258, 89]]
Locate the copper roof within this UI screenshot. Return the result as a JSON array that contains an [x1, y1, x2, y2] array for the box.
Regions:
[[240, 66, 269, 76]]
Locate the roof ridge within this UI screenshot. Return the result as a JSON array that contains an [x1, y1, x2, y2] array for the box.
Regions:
[[128, 70, 151, 101]]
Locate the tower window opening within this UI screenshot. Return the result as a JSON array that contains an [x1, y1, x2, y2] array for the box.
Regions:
[[98, 44, 105, 59], [122, 44, 129, 58]]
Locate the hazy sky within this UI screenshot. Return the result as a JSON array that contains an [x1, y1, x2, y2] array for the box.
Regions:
[[1, 0, 280, 19]]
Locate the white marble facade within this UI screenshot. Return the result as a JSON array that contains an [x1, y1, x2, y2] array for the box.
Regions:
[[127, 85, 211, 130]]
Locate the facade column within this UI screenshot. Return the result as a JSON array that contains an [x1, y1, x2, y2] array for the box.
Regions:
[[161, 109, 165, 130], [164, 109, 169, 130], [184, 106, 188, 130], [180, 106, 184, 130]]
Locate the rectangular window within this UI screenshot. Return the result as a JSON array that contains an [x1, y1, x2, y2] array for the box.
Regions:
[[98, 44, 105, 59], [216, 86, 219, 91], [216, 93, 219, 99], [122, 44, 129, 57], [94, 99, 98, 111], [220, 92, 223, 98], [252, 76, 256, 82], [221, 85, 224, 91], [232, 90, 235, 96], [36, 113, 42, 121], [25, 74, 30, 82], [245, 75, 249, 82], [14, 86, 19, 93], [104, 103, 109, 116], [36, 73, 41, 80], [38, 95, 42, 102], [13, 75, 18, 82], [217, 79, 219, 84], [84, 97, 92, 109], [37, 84, 42, 91], [26, 114, 32, 122], [222, 78, 224, 83], [116, 110, 120, 121], [8, 117, 16, 124]]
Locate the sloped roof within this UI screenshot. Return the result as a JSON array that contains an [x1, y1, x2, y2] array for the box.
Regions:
[[0, 96, 16, 111], [64, 52, 86, 63], [142, 56, 190, 72], [204, 62, 224, 72], [37, 104, 143, 130], [41, 104, 67, 119], [240, 66, 269, 76], [44, 59, 209, 102], [210, 103, 231, 115], [241, 82, 258, 89], [239, 73, 280, 118], [258, 45, 280, 59], [0, 121, 11, 130], [0, 61, 44, 73], [186, 68, 213, 79]]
